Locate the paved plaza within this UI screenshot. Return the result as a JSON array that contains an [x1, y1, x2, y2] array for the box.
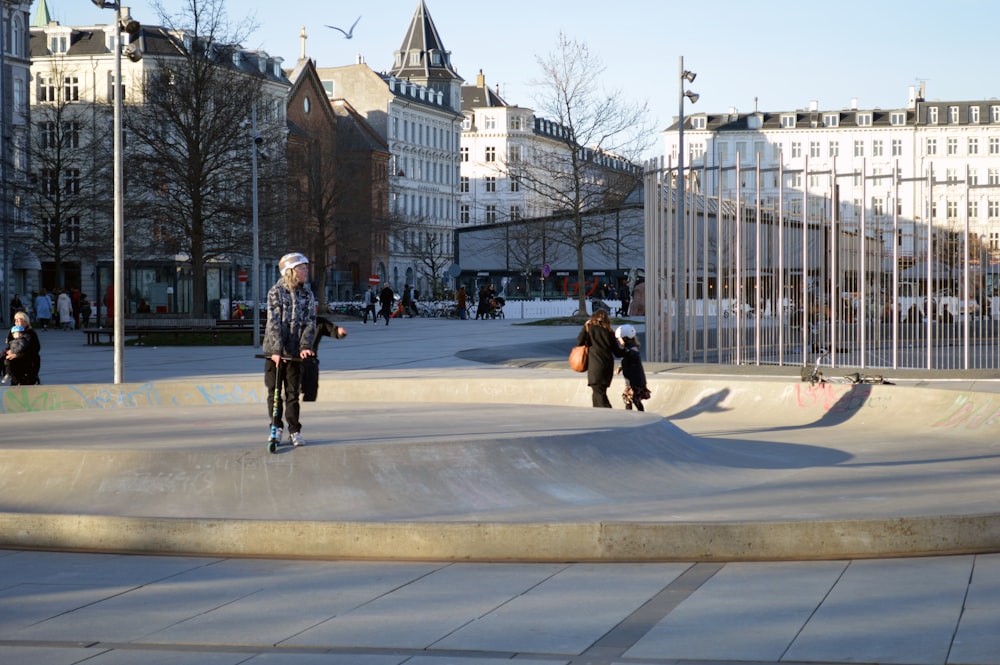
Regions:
[[1, 317, 999, 664]]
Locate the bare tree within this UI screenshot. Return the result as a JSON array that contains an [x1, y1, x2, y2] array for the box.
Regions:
[[388, 214, 452, 299], [517, 32, 653, 314], [29, 61, 112, 290], [124, 0, 281, 316]]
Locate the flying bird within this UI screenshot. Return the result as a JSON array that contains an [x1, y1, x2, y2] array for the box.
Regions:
[[325, 16, 361, 39]]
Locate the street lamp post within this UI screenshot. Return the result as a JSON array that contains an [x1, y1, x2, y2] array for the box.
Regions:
[[250, 106, 261, 348], [91, 0, 141, 383], [676, 56, 698, 358]]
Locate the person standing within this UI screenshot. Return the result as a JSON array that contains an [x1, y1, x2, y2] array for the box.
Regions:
[[56, 290, 74, 330], [576, 309, 624, 408], [79, 293, 93, 328], [4, 312, 41, 385], [8, 294, 25, 325], [34, 290, 52, 331], [361, 286, 377, 324], [378, 282, 394, 326], [455, 285, 467, 320], [262, 252, 317, 447]]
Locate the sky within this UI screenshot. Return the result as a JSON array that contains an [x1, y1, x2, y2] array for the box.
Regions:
[[42, 0, 1000, 141]]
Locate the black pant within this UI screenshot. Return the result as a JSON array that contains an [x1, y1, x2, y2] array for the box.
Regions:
[[362, 304, 375, 322], [590, 384, 612, 408], [265, 358, 303, 433]]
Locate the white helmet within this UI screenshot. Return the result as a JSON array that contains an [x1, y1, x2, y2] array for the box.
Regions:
[[278, 252, 309, 272], [616, 324, 637, 341]]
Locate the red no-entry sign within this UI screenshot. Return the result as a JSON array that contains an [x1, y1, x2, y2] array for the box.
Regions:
[[368, 274, 380, 285]]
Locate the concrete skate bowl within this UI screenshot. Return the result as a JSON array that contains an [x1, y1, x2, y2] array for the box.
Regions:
[[1, 372, 999, 561]]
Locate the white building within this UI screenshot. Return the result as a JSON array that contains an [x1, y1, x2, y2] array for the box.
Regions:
[[663, 84, 1000, 264], [29, 3, 289, 314]]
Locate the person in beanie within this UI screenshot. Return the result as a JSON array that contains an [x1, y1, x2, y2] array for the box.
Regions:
[[262, 252, 317, 447]]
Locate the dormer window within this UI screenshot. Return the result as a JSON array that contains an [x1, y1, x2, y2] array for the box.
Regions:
[[823, 113, 839, 127], [927, 107, 939, 124], [857, 113, 872, 126], [890, 111, 906, 126], [746, 114, 762, 130], [780, 114, 796, 128], [691, 116, 706, 130], [49, 34, 69, 54]]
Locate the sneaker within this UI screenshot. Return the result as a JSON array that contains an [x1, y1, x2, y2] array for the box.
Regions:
[[290, 431, 306, 447], [0, 374, 8, 385], [269, 426, 283, 444]]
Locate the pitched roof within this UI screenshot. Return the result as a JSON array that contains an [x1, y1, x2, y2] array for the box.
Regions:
[[389, 0, 461, 84]]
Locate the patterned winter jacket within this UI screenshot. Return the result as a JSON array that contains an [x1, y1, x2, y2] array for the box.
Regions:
[[262, 278, 317, 359]]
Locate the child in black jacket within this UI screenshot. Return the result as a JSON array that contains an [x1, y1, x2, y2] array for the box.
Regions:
[[615, 324, 651, 411]]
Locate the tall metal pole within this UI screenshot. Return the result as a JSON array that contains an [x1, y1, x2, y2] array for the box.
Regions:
[[113, 5, 125, 383], [676, 56, 686, 360], [251, 105, 260, 348]]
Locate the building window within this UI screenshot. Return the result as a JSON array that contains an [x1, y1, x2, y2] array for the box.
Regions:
[[854, 140, 864, 157], [509, 116, 522, 130], [485, 176, 496, 192], [872, 140, 884, 157], [508, 145, 521, 162], [63, 76, 79, 102], [991, 137, 1000, 155], [460, 204, 470, 224], [828, 141, 839, 158], [946, 168, 959, 184], [969, 169, 979, 186], [947, 199, 958, 220], [66, 216, 81, 243], [927, 107, 939, 124], [857, 113, 872, 126], [990, 200, 1000, 219], [41, 122, 57, 149], [970, 106, 980, 124], [926, 138, 937, 155], [810, 141, 821, 158], [62, 121, 80, 148], [460, 146, 468, 162], [947, 137, 958, 155], [510, 206, 521, 220], [460, 176, 469, 193], [37, 75, 55, 103], [989, 168, 1000, 186], [484, 115, 496, 130], [949, 106, 960, 124], [485, 205, 497, 224], [691, 116, 706, 129], [461, 115, 471, 130], [780, 114, 795, 128], [510, 175, 520, 192], [890, 112, 906, 126], [891, 139, 903, 156], [49, 35, 68, 54], [63, 168, 81, 195], [790, 141, 801, 158], [823, 113, 839, 127], [484, 146, 496, 162], [969, 137, 980, 155], [992, 106, 1000, 123]]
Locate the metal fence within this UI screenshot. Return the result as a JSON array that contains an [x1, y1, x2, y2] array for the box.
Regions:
[[644, 156, 1000, 370]]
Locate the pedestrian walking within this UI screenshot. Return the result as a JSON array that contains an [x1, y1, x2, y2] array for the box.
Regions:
[[378, 283, 394, 326], [576, 309, 624, 408]]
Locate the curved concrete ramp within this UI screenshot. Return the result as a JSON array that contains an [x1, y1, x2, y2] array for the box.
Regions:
[[2, 374, 1000, 561]]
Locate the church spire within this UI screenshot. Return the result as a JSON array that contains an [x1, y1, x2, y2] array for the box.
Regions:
[[34, 0, 52, 27], [389, 1, 463, 110]]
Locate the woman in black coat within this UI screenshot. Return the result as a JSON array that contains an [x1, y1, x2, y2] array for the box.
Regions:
[[576, 309, 624, 407]]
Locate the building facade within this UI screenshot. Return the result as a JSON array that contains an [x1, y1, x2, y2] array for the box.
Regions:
[[29, 9, 289, 317], [318, 0, 463, 297], [0, 0, 35, 323]]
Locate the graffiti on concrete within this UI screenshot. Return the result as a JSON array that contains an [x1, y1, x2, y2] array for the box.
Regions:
[[0, 382, 264, 414], [931, 394, 1000, 431]]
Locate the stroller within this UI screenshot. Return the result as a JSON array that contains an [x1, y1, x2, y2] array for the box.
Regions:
[[489, 296, 505, 319]]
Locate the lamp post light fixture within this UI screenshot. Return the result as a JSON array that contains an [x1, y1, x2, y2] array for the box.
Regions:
[[676, 56, 697, 358], [90, 0, 141, 383]]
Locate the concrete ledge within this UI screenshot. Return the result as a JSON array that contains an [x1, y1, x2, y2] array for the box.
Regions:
[[3, 512, 1000, 562]]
